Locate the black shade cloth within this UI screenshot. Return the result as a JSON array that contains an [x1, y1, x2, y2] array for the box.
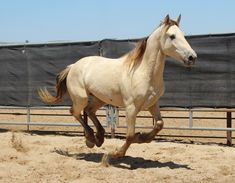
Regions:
[[0, 33, 234, 107]]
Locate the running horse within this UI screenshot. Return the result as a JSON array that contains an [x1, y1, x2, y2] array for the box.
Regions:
[[39, 15, 197, 162]]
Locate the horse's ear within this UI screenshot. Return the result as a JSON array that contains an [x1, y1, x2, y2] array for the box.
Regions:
[[176, 14, 181, 26], [164, 14, 170, 24]]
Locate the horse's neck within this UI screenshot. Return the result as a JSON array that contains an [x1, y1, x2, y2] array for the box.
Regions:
[[141, 27, 166, 82]]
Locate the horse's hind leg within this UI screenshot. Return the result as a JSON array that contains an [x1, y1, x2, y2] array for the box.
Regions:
[[70, 98, 96, 148], [84, 95, 105, 147]]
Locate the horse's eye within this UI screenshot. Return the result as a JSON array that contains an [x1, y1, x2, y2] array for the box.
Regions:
[[170, 34, 176, 40]]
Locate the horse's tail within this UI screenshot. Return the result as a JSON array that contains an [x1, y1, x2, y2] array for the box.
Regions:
[[38, 65, 72, 104]]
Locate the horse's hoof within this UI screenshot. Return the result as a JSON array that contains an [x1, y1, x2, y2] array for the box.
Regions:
[[95, 139, 104, 147], [85, 139, 95, 148], [95, 136, 104, 147]]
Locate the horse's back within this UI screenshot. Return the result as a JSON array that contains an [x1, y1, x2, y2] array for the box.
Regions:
[[68, 56, 125, 106]]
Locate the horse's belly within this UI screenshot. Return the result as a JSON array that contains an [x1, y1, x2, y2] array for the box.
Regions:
[[91, 91, 124, 107], [86, 78, 124, 107]]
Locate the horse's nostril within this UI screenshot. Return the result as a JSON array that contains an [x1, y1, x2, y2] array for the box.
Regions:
[[188, 55, 194, 61]]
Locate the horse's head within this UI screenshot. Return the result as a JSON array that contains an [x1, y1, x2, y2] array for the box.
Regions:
[[160, 15, 197, 67]]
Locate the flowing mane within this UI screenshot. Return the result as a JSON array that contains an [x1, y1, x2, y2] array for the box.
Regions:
[[125, 17, 179, 69], [125, 38, 148, 69]]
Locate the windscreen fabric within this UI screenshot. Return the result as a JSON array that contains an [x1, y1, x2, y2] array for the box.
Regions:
[[0, 33, 234, 107]]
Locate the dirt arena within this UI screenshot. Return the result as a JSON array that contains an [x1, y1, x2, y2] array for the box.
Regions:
[[0, 109, 235, 182]]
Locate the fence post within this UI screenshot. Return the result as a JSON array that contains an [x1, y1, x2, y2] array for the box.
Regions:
[[26, 107, 30, 132], [105, 105, 118, 138], [189, 109, 193, 128], [226, 112, 232, 146], [25, 41, 31, 132]]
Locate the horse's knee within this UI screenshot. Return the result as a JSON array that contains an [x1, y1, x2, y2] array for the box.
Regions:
[[126, 135, 135, 145]]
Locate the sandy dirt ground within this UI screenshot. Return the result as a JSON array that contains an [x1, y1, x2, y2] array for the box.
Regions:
[[0, 131, 235, 183], [0, 109, 235, 182]]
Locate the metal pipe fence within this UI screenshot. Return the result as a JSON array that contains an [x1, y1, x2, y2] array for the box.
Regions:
[[0, 106, 234, 145]]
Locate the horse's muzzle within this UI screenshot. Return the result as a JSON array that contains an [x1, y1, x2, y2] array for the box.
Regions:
[[184, 54, 197, 67]]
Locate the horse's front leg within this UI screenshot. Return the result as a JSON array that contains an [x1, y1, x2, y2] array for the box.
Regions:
[[102, 104, 138, 164], [132, 103, 164, 143]]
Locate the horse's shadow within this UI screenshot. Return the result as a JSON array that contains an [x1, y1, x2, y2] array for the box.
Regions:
[[53, 149, 192, 170]]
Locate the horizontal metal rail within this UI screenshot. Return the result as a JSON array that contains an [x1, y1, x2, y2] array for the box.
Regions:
[[1, 112, 234, 121], [117, 125, 235, 131], [0, 121, 105, 127], [1, 106, 235, 112], [0, 121, 234, 132], [0, 121, 81, 127]]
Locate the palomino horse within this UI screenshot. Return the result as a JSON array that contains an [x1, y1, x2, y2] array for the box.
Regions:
[[39, 15, 197, 163]]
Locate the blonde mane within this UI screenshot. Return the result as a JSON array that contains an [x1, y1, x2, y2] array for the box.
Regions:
[[125, 38, 148, 69], [125, 17, 179, 69]]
